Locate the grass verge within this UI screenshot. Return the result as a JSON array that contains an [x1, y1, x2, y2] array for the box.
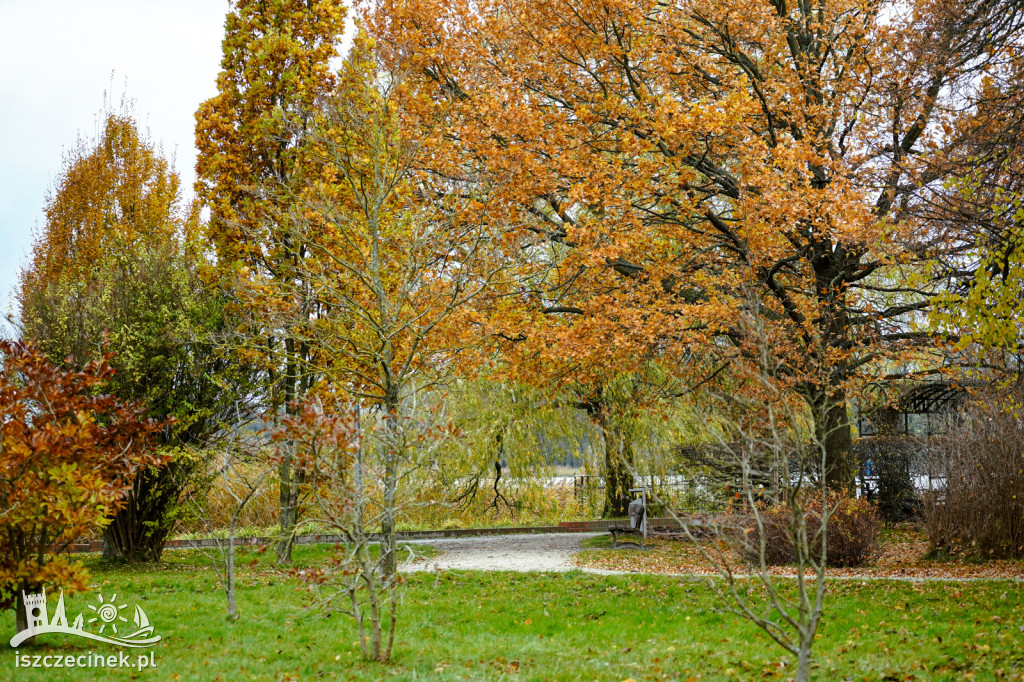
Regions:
[[2, 544, 1022, 680]]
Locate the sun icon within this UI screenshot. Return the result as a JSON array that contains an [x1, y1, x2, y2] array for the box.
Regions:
[[87, 593, 129, 634]]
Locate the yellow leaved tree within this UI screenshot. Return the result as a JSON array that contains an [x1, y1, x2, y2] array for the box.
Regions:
[[194, 0, 348, 564]]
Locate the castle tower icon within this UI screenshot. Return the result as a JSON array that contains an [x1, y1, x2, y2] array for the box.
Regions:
[[23, 589, 48, 634]]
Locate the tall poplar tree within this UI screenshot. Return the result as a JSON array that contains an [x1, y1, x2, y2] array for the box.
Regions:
[[195, 0, 348, 563], [17, 107, 232, 562]]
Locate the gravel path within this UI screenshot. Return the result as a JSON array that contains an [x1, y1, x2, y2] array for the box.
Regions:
[[402, 532, 606, 573], [398, 532, 1024, 582]]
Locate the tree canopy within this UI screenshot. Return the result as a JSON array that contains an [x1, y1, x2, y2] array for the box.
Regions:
[[365, 0, 1024, 485]]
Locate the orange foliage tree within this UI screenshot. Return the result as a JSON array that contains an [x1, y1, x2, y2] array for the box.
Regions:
[[195, 0, 348, 563], [19, 106, 190, 298], [288, 35, 507, 581], [16, 106, 235, 563], [0, 341, 163, 632], [367, 0, 1024, 488]]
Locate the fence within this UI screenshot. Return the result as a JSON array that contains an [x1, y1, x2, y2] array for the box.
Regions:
[[571, 474, 723, 513]]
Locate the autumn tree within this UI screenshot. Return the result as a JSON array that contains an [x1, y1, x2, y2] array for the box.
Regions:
[[930, 44, 1024, 372], [18, 107, 184, 295], [0, 341, 163, 633], [285, 34, 507, 597], [195, 0, 348, 564], [367, 0, 1024, 489], [462, 231, 704, 515], [17, 107, 244, 562]]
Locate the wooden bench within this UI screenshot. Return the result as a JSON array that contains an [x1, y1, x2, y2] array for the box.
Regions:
[[609, 525, 644, 549], [609, 497, 646, 549]]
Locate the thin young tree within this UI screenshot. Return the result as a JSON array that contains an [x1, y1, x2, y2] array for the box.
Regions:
[[282, 393, 447, 662], [286, 36, 509, 583], [663, 305, 851, 682], [179, 425, 272, 622]]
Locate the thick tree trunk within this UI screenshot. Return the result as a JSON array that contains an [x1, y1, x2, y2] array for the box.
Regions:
[[810, 254, 856, 492], [816, 393, 854, 491], [103, 463, 182, 563], [599, 413, 634, 517]]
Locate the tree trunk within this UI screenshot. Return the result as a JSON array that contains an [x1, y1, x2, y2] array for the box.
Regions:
[[599, 412, 634, 517], [103, 463, 182, 563], [817, 393, 854, 491], [796, 639, 812, 682], [277, 449, 296, 564], [381, 464, 397, 578], [380, 394, 399, 580], [226, 523, 238, 621], [810, 252, 855, 493], [384, 572, 399, 662], [368, 578, 383, 660], [15, 588, 29, 635], [277, 344, 298, 565]]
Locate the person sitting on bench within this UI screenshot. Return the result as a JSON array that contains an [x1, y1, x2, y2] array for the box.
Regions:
[[609, 498, 646, 549]]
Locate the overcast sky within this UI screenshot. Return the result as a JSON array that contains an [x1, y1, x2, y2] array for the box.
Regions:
[[0, 0, 231, 331]]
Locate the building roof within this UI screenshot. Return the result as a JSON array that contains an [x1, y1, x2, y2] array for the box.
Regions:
[[897, 380, 986, 414]]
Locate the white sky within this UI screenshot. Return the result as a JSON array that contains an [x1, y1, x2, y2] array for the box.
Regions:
[[0, 0, 232, 331]]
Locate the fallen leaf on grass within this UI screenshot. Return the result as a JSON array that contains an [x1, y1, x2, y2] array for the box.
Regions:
[[573, 527, 1024, 580]]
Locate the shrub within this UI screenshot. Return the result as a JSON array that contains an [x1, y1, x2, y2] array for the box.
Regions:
[[854, 437, 922, 524], [0, 342, 164, 631], [737, 493, 881, 567], [922, 396, 1024, 559]]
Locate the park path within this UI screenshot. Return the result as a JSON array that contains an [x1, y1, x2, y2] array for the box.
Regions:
[[398, 531, 1024, 582], [401, 532, 613, 573]]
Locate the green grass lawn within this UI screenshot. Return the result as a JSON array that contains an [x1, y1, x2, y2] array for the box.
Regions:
[[4, 544, 1023, 681]]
